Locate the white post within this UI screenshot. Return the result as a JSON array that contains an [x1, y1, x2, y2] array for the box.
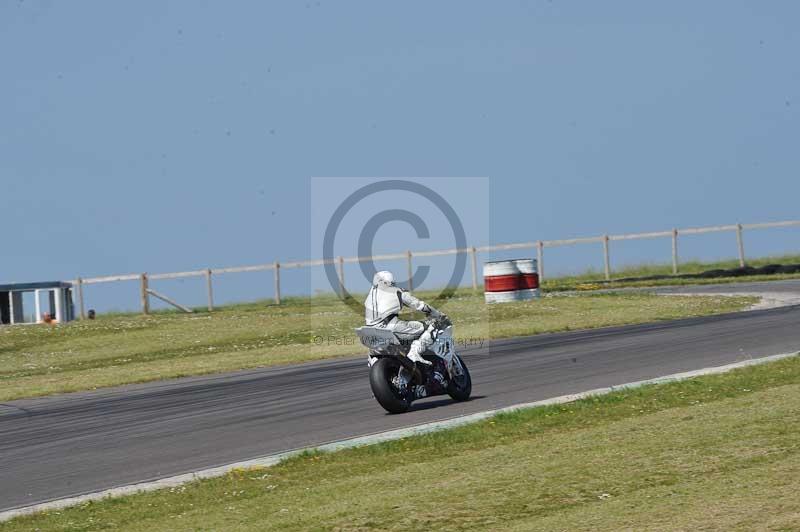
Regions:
[[602, 235, 611, 280], [54, 288, 65, 323], [537, 241, 544, 281], [337, 256, 345, 297], [470, 247, 478, 292], [273, 262, 281, 305], [736, 223, 746, 267], [671, 229, 678, 275], [406, 251, 413, 291], [34, 290, 42, 323], [76, 278, 86, 319], [205, 269, 214, 312], [140, 273, 150, 315], [8, 292, 15, 325]]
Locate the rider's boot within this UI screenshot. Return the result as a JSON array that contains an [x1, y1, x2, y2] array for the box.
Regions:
[[407, 341, 432, 365]]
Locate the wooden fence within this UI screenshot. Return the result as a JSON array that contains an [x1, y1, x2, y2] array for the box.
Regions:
[[69, 219, 800, 317]]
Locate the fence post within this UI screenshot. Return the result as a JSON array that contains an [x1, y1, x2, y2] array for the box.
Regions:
[[274, 262, 281, 305], [337, 256, 345, 297], [736, 224, 746, 267], [671, 229, 679, 275], [537, 241, 544, 281], [602, 235, 611, 280], [470, 247, 478, 292], [140, 273, 150, 315], [406, 250, 413, 291], [76, 277, 86, 319], [205, 269, 214, 312]]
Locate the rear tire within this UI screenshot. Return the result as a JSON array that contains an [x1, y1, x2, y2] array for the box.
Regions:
[[447, 355, 472, 401], [369, 358, 411, 414]]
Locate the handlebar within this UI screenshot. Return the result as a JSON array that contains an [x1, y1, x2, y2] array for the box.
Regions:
[[427, 315, 452, 329]]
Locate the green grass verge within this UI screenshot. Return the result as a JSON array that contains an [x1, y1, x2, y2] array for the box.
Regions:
[[5, 355, 798, 531], [543, 253, 800, 291], [0, 291, 754, 401]]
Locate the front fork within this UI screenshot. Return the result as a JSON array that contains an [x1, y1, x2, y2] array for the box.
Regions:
[[446, 350, 464, 379]]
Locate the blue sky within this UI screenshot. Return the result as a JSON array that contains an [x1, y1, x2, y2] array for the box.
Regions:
[[2, 1, 799, 311]]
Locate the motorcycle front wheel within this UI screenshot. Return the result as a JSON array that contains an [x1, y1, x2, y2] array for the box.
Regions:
[[369, 357, 411, 414], [447, 355, 472, 401]]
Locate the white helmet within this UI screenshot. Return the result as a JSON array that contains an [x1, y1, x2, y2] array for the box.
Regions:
[[372, 270, 396, 291]]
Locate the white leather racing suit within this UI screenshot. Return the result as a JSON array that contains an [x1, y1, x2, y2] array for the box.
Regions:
[[364, 281, 442, 365]]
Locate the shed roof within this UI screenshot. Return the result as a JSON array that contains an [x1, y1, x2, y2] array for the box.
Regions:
[[0, 281, 73, 291]]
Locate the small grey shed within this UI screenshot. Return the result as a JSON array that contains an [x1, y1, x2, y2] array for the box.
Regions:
[[0, 281, 75, 325]]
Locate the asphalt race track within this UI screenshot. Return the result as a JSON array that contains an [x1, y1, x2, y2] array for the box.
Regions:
[[2, 281, 800, 512]]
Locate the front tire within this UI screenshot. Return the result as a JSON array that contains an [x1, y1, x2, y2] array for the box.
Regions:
[[447, 355, 472, 401], [370, 358, 411, 414]]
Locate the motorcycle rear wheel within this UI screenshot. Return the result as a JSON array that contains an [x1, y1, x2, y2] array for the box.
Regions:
[[447, 355, 472, 401], [370, 357, 411, 414]]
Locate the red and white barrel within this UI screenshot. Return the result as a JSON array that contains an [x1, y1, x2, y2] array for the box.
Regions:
[[513, 258, 540, 300], [483, 258, 540, 303]]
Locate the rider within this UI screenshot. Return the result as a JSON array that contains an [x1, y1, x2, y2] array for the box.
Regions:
[[364, 270, 445, 365]]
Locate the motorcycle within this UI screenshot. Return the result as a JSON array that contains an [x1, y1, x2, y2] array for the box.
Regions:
[[355, 316, 472, 413]]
